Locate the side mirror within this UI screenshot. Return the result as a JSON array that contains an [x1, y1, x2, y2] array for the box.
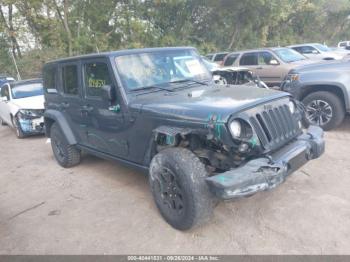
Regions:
[[269, 59, 279, 65], [311, 50, 319, 54], [101, 85, 115, 102], [1, 96, 8, 102]]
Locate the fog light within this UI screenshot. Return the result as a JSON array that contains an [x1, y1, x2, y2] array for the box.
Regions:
[[238, 143, 249, 153]]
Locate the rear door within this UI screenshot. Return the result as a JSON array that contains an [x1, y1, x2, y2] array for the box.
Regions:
[[58, 62, 88, 144], [239, 52, 259, 73]]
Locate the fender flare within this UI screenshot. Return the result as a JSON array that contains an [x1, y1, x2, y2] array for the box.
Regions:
[[44, 109, 77, 145]]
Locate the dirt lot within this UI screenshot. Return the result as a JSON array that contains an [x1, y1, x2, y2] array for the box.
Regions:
[[0, 118, 350, 255]]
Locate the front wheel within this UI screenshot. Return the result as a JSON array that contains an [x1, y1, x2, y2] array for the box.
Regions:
[[149, 148, 215, 230], [12, 116, 25, 138], [302, 91, 345, 131], [0, 117, 6, 126]]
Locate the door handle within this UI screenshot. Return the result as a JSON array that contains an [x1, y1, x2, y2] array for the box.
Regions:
[[81, 105, 94, 113], [256, 66, 263, 69]]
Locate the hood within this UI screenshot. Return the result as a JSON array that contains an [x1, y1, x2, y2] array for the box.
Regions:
[[11, 95, 45, 110], [291, 59, 350, 74], [289, 58, 318, 67], [129, 85, 289, 123]]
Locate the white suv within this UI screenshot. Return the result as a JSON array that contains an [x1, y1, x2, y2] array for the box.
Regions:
[[0, 79, 45, 138]]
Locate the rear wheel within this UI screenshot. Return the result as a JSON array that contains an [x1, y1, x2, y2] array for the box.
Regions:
[[302, 91, 345, 131], [50, 122, 81, 168], [149, 148, 215, 230]]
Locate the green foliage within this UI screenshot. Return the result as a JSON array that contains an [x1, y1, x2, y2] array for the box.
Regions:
[[0, 0, 350, 78]]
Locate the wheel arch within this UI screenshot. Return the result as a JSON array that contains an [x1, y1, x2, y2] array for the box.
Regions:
[[299, 84, 348, 111], [143, 126, 200, 166], [44, 109, 77, 145]]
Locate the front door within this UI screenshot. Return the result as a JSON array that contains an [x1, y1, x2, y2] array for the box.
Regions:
[[81, 59, 128, 158], [0, 84, 12, 124], [257, 51, 282, 84]]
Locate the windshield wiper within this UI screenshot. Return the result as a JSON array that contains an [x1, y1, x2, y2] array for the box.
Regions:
[[169, 79, 209, 86], [132, 85, 174, 92]]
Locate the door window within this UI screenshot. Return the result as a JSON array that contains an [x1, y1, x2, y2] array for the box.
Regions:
[[84, 62, 112, 97], [0, 85, 10, 100], [43, 66, 57, 93], [62, 65, 79, 95], [239, 53, 258, 66], [224, 54, 239, 66], [258, 52, 279, 65], [295, 46, 319, 54]]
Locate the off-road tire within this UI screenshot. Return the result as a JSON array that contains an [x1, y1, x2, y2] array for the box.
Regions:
[[50, 122, 81, 168], [302, 91, 345, 131], [12, 117, 25, 138], [149, 147, 216, 230]]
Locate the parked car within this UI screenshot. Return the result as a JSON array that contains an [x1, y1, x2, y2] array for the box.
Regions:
[[204, 52, 229, 64], [281, 59, 350, 130], [0, 79, 45, 138], [221, 47, 314, 87], [288, 43, 348, 60], [337, 41, 350, 49], [0, 75, 15, 90], [202, 57, 268, 87], [43, 47, 324, 230]]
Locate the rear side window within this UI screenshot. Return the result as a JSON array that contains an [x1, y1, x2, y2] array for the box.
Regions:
[[84, 62, 112, 97], [213, 53, 228, 62], [62, 65, 78, 95], [43, 66, 57, 93], [240, 53, 258, 65], [224, 54, 239, 66]]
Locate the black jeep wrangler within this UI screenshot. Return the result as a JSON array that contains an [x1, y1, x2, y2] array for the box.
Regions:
[[43, 47, 325, 230]]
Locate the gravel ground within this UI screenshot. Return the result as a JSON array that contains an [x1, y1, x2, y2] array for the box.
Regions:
[[0, 118, 350, 255]]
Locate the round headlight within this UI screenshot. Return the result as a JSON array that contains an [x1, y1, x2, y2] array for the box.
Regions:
[[229, 120, 242, 138], [288, 101, 296, 114]]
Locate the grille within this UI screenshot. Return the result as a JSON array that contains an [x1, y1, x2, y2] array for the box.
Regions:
[[250, 104, 299, 151]]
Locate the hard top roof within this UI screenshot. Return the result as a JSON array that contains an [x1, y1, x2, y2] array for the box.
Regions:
[[46, 46, 196, 65]]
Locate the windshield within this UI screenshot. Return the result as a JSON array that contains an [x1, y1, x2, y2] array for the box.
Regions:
[[274, 48, 306, 63], [314, 44, 331, 52], [115, 49, 212, 91], [202, 57, 218, 71], [11, 83, 44, 99]]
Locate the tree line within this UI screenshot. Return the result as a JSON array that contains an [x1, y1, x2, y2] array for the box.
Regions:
[[0, 0, 350, 79]]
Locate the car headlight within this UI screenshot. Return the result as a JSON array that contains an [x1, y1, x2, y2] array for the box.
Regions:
[[18, 109, 44, 118], [288, 100, 296, 114], [287, 73, 299, 81], [229, 120, 241, 138]]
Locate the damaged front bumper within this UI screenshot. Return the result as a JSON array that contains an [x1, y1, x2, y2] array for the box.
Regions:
[[17, 116, 45, 134], [206, 126, 325, 199]]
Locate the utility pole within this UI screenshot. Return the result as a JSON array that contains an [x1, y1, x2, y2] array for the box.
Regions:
[[10, 50, 21, 80]]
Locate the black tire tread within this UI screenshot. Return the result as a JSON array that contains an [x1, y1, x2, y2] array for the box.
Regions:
[[302, 91, 345, 131], [51, 122, 81, 168], [149, 147, 215, 230]]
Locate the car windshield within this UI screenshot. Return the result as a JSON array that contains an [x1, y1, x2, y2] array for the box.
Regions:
[[202, 57, 218, 71], [274, 48, 306, 62], [314, 44, 331, 52], [115, 49, 212, 91], [11, 83, 44, 99]]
